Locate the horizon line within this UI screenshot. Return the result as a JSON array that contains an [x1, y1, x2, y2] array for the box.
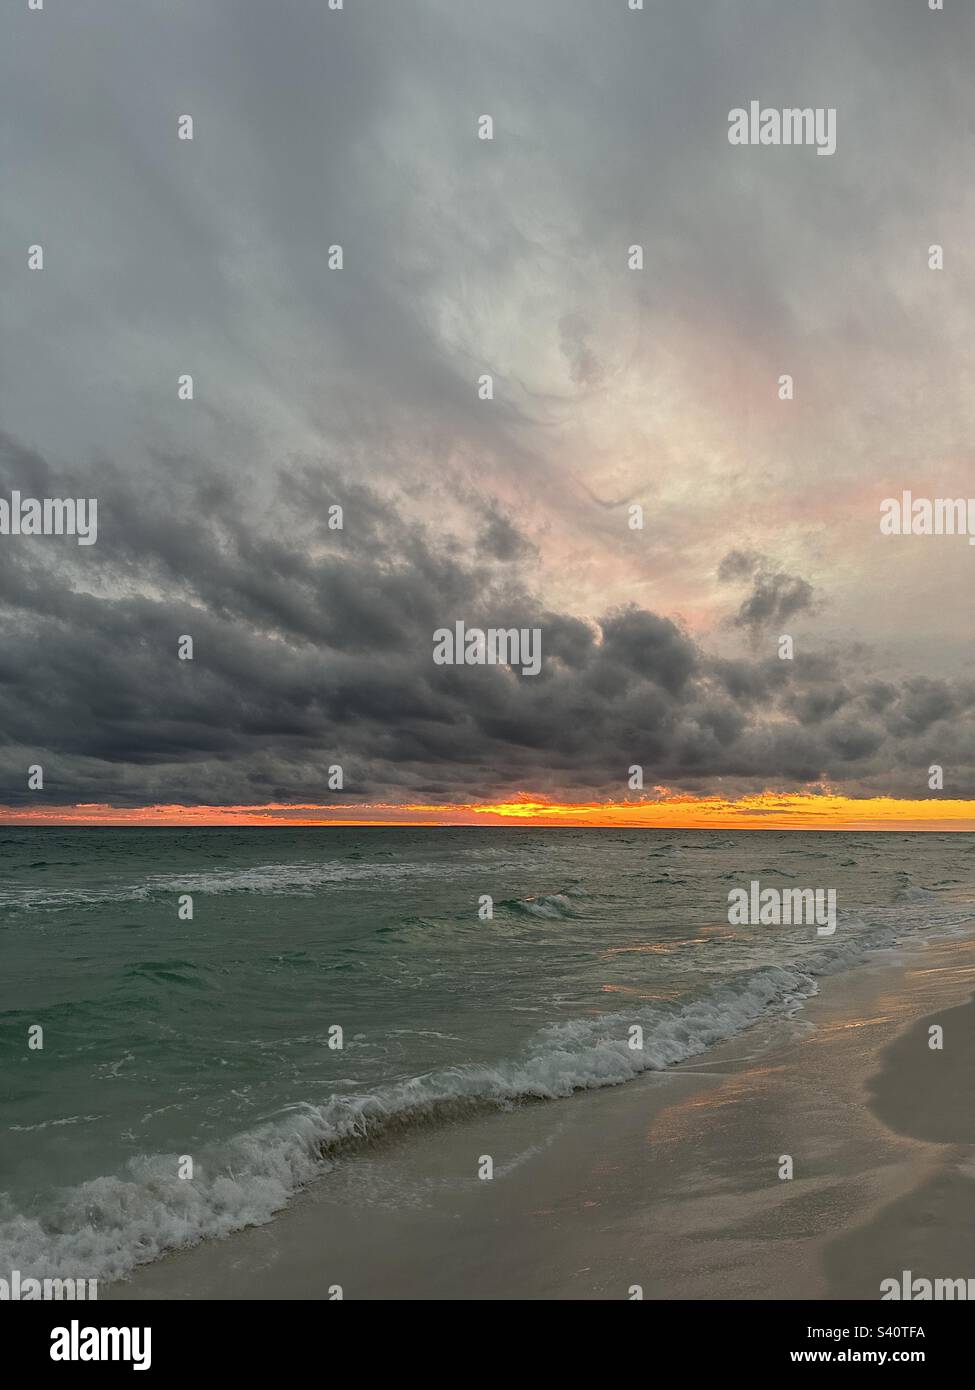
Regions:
[[0, 791, 973, 830]]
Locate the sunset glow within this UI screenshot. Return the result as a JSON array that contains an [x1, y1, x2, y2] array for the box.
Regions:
[[2, 792, 972, 830]]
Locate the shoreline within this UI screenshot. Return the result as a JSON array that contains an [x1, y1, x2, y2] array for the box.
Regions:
[[103, 927, 975, 1300]]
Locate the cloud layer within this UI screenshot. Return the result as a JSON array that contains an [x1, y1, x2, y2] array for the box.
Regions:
[[2, 1, 973, 807]]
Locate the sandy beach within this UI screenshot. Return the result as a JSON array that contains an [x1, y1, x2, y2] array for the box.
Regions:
[[104, 929, 975, 1301]]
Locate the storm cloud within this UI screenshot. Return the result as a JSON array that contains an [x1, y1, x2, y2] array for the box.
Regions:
[[1, 1, 973, 807], [1, 432, 973, 806]]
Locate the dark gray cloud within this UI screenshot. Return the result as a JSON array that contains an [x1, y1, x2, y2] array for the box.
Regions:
[[719, 550, 816, 630], [2, 431, 974, 806]]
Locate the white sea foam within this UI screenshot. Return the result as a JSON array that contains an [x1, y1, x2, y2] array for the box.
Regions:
[[0, 951, 870, 1284], [152, 860, 471, 896], [0, 884, 152, 912], [2, 854, 971, 1286], [0, 860, 455, 911], [507, 891, 580, 919]]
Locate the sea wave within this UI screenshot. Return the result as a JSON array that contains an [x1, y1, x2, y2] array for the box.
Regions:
[[0, 860, 456, 912], [3, 881, 972, 1284], [501, 890, 584, 919], [892, 885, 939, 904], [0, 884, 152, 912], [0, 954, 850, 1284]]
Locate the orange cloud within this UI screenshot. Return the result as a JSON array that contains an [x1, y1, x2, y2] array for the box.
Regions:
[[0, 791, 973, 830]]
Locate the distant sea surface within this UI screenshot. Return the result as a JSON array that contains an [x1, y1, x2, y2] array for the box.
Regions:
[[1, 827, 972, 1281]]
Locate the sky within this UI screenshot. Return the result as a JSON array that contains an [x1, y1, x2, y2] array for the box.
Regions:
[[1, 0, 973, 825]]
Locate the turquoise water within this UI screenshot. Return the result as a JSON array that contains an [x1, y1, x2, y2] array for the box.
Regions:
[[1, 827, 972, 1280]]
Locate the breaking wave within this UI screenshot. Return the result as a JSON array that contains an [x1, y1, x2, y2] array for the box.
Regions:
[[0, 945, 881, 1285]]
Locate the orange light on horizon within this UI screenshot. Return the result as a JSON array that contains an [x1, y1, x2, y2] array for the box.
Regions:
[[0, 791, 972, 829]]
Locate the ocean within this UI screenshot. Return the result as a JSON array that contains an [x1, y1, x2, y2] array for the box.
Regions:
[[1, 827, 972, 1284]]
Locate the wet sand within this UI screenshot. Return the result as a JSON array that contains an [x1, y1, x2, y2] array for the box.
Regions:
[[105, 932, 975, 1300]]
